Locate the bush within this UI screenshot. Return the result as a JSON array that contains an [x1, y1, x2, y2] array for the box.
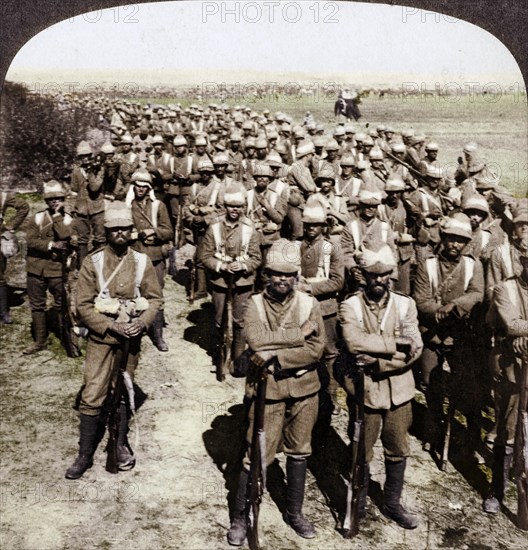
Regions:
[[0, 81, 100, 191]]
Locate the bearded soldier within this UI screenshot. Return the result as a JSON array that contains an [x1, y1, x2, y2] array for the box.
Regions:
[[0, 188, 29, 324], [66, 202, 162, 479], [227, 238, 325, 545], [340, 245, 423, 528], [127, 169, 173, 352]]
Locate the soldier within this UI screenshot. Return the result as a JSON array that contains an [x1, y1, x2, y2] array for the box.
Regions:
[[70, 140, 106, 267], [296, 203, 345, 413], [483, 211, 528, 514], [184, 160, 222, 299], [336, 154, 363, 215], [200, 186, 262, 366], [98, 141, 127, 202], [227, 132, 244, 180], [378, 176, 415, 295], [227, 238, 325, 545], [368, 147, 390, 191], [65, 202, 162, 479], [23, 181, 74, 354], [405, 134, 425, 171], [454, 142, 478, 185], [419, 142, 440, 176], [116, 134, 140, 191], [0, 188, 29, 324], [166, 135, 193, 232], [405, 165, 450, 262], [287, 141, 317, 240], [339, 245, 423, 528], [322, 139, 341, 175], [341, 190, 398, 292], [146, 135, 173, 201], [246, 164, 287, 261], [387, 142, 415, 191], [127, 169, 173, 352], [413, 213, 485, 458]]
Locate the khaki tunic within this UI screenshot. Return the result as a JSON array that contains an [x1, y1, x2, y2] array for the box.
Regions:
[[76, 245, 163, 415], [26, 209, 74, 277], [339, 290, 423, 410]]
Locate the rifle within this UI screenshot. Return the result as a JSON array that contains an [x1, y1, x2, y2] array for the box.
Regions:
[[105, 337, 131, 474], [246, 356, 270, 550], [60, 249, 81, 358], [342, 355, 366, 538], [188, 258, 196, 305], [514, 356, 528, 530], [440, 358, 455, 472], [385, 149, 425, 181], [217, 273, 234, 382]]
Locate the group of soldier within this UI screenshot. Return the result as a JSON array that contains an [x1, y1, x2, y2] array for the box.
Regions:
[[1, 97, 527, 545]]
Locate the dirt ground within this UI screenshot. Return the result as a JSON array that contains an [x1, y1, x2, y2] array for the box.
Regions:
[[1, 237, 528, 550]]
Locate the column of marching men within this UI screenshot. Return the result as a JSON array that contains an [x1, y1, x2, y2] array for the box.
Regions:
[[1, 97, 527, 544]]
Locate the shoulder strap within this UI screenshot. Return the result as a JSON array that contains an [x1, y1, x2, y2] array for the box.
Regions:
[[348, 295, 364, 327], [349, 220, 361, 249], [211, 221, 223, 252], [426, 257, 439, 295], [0, 192, 6, 212], [499, 241, 513, 278], [187, 155, 193, 175], [131, 250, 148, 298], [151, 200, 160, 229], [380, 221, 389, 243], [504, 279, 518, 308], [481, 231, 490, 249], [463, 256, 475, 291]]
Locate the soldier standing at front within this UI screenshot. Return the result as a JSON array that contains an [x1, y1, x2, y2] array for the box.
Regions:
[[227, 238, 325, 545], [339, 245, 423, 528], [66, 202, 162, 479]]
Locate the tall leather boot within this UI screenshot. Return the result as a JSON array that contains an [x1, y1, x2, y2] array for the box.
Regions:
[[149, 310, 168, 352], [358, 463, 370, 520], [65, 414, 100, 479], [23, 311, 47, 354], [77, 244, 88, 269], [284, 457, 316, 538], [382, 459, 419, 529], [116, 403, 136, 471], [227, 469, 249, 546], [0, 285, 12, 324], [195, 267, 208, 299], [483, 445, 514, 513]]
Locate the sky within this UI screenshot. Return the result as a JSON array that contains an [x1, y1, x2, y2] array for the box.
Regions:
[[6, 1, 525, 85]]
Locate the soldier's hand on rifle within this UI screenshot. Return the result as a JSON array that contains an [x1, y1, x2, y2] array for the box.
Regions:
[[301, 319, 319, 338], [139, 228, 156, 241], [110, 321, 130, 338], [125, 318, 146, 337], [435, 302, 455, 323], [513, 336, 528, 356], [51, 240, 69, 251], [396, 335, 418, 358], [252, 350, 277, 370], [229, 261, 245, 272], [354, 353, 378, 371]]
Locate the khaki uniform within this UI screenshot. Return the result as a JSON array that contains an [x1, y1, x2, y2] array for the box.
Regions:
[[340, 290, 423, 462], [146, 151, 173, 201], [167, 154, 194, 227], [489, 276, 528, 445], [76, 245, 163, 415], [1, 192, 29, 287], [26, 208, 74, 311], [413, 251, 485, 447], [246, 186, 287, 248], [130, 197, 173, 288], [70, 165, 106, 249], [287, 162, 317, 239], [243, 289, 325, 467], [200, 215, 262, 358]]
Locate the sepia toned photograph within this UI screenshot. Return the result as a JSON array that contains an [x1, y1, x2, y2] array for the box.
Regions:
[[1, 1, 527, 548]]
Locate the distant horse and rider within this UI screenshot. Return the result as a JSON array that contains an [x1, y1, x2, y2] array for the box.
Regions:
[[334, 88, 362, 121]]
